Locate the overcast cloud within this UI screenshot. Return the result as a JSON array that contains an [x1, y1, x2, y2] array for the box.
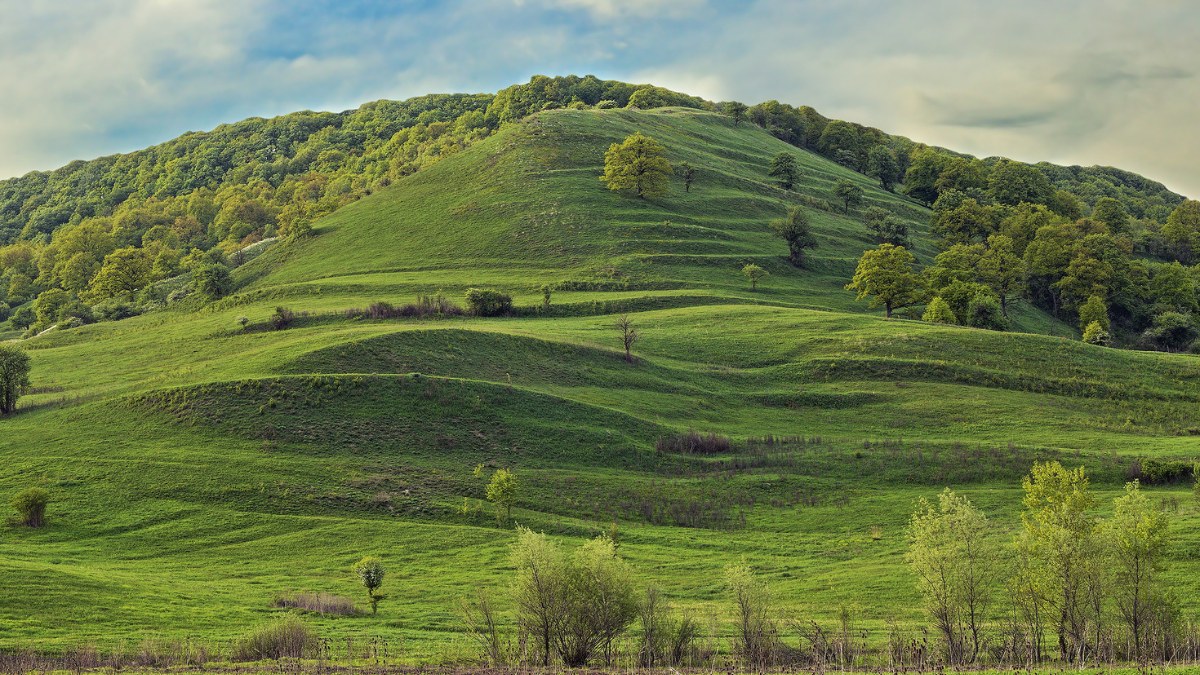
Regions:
[[0, 0, 1195, 196]]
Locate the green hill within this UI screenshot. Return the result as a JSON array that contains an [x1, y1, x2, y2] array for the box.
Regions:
[[1, 91, 1199, 664]]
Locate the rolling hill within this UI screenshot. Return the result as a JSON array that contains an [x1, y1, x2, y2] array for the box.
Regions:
[[1, 90, 1199, 665]]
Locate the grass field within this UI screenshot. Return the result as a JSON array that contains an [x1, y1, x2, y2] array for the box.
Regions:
[[2, 107, 1199, 665]]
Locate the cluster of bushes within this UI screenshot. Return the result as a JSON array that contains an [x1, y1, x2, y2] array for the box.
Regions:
[[655, 430, 733, 454], [345, 294, 464, 320]]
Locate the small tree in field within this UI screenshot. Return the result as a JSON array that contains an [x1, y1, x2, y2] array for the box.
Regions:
[[486, 468, 518, 522], [742, 263, 768, 290], [601, 133, 672, 198], [353, 556, 386, 615], [771, 207, 817, 267], [678, 162, 696, 192], [833, 178, 864, 212], [11, 487, 49, 528], [846, 244, 923, 317], [768, 153, 799, 190], [907, 488, 995, 664], [0, 345, 31, 415], [615, 315, 639, 363], [725, 563, 777, 668], [1101, 481, 1172, 661], [725, 101, 747, 126]]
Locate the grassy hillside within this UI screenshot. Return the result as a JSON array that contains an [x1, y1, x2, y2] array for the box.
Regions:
[[1, 107, 1199, 662]]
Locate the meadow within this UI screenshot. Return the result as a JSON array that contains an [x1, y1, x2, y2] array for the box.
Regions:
[[2, 106, 1199, 669]]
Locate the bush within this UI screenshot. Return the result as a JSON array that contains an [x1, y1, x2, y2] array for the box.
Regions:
[[273, 591, 357, 616], [1134, 458, 1194, 485], [511, 528, 638, 667], [656, 430, 732, 454], [11, 487, 49, 527], [1082, 320, 1110, 346], [270, 306, 296, 330], [345, 294, 464, 319], [922, 297, 957, 324], [464, 288, 513, 317], [232, 615, 319, 661], [966, 292, 1007, 331], [192, 263, 234, 300], [93, 300, 141, 322]]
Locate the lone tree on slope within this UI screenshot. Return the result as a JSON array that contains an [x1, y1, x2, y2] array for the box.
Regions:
[[615, 314, 640, 363], [771, 207, 817, 267], [846, 244, 924, 318], [0, 345, 31, 415], [768, 153, 800, 190], [601, 133, 672, 199]]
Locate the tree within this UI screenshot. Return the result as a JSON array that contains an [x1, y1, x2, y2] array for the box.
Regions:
[[11, 487, 49, 527], [555, 536, 638, 666], [742, 263, 768, 291], [725, 101, 747, 126], [988, 159, 1052, 206], [192, 263, 233, 300], [511, 528, 637, 668], [725, 564, 777, 668], [770, 207, 817, 267], [907, 489, 995, 664], [353, 556, 386, 615], [614, 314, 639, 363], [922, 297, 957, 324], [677, 162, 696, 192], [846, 244, 923, 318], [832, 179, 864, 212], [863, 206, 910, 247], [486, 468, 518, 522], [967, 292, 1008, 331], [767, 153, 799, 190], [1091, 197, 1129, 234], [933, 198, 999, 246], [867, 145, 901, 191], [1141, 311, 1198, 352], [1101, 482, 1172, 660], [1015, 461, 1098, 662], [0, 345, 31, 415], [978, 235, 1022, 317], [1162, 199, 1200, 262], [87, 247, 152, 301], [512, 528, 566, 666], [601, 132, 672, 198], [904, 148, 950, 204], [1077, 295, 1109, 333]]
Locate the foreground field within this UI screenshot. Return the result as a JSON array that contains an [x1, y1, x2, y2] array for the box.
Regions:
[[2, 107, 1199, 667]]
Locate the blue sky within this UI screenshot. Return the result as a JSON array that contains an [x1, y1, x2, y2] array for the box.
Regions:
[[1, 0, 1196, 196]]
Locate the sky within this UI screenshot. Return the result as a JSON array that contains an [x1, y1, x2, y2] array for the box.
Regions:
[[0, 0, 1196, 197]]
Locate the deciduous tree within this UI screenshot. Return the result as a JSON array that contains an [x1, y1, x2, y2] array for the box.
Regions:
[[601, 133, 672, 198], [846, 244, 923, 318], [771, 207, 817, 267]]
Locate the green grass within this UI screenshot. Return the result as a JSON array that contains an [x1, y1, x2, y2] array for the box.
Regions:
[[2, 107, 1199, 664]]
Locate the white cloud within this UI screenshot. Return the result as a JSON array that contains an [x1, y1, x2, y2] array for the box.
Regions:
[[519, 0, 705, 20]]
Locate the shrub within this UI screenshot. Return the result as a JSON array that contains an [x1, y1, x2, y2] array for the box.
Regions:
[[273, 591, 357, 616], [1135, 458, 1194, 485], [1082, 320, 1110, 346], [922, 297, 957, 324], [232, 615, 318, 661], [464, 288, 512, 317], [656, 430, 732, 454], [11, 487, 50, 527], [270, 306, 295, 330], [726, 563, 779, 668], [192, 263, 234, 300], [966, 292, 1007, 331], [93, 300, 141, 321], [346, 294, 464, 319]]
